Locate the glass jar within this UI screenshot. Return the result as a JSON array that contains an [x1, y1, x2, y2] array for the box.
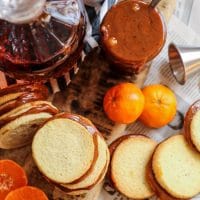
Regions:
[[0, 0, 86, 81], [100, 0, 166, 74]]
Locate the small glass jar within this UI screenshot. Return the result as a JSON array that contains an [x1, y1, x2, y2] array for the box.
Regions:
[[0, 0, 86, 81], [100, 0, 166, 74]]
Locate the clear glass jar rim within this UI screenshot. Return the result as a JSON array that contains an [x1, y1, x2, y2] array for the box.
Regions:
[[0, 0, 46, 24]]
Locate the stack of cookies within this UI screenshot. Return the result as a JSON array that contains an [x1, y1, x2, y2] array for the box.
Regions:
[[32, 113, 110, 195], [109, 100, 200, 200], [109, 135, 157, 199], [147, 134, 200, 200], [0, 83, 58, 149], [147, 100, 200, 200]]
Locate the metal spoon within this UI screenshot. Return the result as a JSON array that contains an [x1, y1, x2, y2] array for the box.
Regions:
[[149, 0, 162, 8]]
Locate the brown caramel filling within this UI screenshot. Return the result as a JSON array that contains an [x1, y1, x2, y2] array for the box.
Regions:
[[0, 92, 49, 116], [0, 103, 58, 128], [101, 0, 165, 65], [0, 83, 48, 97]]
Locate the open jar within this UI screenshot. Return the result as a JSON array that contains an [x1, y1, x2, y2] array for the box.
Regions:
[[100, 0, 166, 74], [0, 0, 86, 81]]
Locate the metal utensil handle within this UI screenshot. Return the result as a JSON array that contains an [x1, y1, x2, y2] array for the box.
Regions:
[[149, 0, 162, 8]]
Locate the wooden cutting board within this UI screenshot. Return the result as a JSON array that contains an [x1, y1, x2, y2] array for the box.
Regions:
[[0, 1, 176, 199]]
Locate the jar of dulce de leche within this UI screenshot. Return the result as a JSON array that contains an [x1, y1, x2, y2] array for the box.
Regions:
[[0, 0, 86, 81], [100, 0, 166, 74]]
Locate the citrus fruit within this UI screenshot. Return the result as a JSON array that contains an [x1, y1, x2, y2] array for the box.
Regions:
[[5, 186, 48, 200], [139, 84, 177, 128], [0, 160, 28, 200], [103, 83, 144, 124]]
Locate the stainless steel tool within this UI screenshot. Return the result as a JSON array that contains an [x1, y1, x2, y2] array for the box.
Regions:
[[168, 43, 200, 85]]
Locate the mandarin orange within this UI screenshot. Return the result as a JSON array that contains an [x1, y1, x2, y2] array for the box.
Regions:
[[0, 160, 28, 200], [139, 84, 177, 128], [103, 83, 144, 124], [5, 186, 48, 200]]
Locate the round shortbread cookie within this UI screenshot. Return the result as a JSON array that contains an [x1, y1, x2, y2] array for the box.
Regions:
[[56, 148, 110, 195], [152, 134, 200, 199], [62, 135, 108, 190], [0, 101, 56, 121], [190, 110, 200, 152], [146, 158, 180, 200], [32, 118, 95, 184], [184, 100, 200, 152], [111, 135, 157, 199], [0, 113, 53, 149], [0, 92, 24, 106]]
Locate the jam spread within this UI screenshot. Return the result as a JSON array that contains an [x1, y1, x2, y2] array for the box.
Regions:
[[101, 0, 166, 74]]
